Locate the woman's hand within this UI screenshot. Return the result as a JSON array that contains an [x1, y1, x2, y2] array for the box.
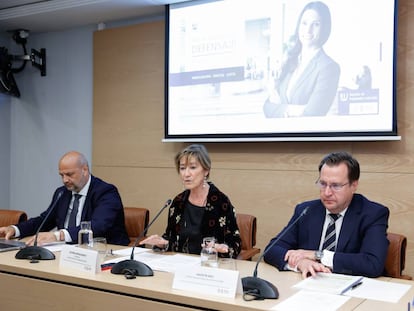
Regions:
[[214, 243, 229, 254], [139, 234, 168, 248]]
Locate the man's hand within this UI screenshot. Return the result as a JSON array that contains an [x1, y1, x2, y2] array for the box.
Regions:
[[296, 258, 332, 278], [284, 249, 316, 267], [25, 232, 58, 246], [0, 226, 16, 239]]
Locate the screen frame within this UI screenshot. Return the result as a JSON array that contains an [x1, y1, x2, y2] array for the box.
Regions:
[[164, 0, 400, 142]]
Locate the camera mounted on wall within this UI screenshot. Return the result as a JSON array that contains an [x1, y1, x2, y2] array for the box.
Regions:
[[0, 29, 46, 98]]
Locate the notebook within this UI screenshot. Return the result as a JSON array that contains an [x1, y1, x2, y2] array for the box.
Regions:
[[0, 239, 26, 252]]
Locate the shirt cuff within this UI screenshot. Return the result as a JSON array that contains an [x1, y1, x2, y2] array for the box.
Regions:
[[11, 225, 20, 238], [320, 250, 334, 268], [53, 231, 60, 241], [53, 229, 71, 242]]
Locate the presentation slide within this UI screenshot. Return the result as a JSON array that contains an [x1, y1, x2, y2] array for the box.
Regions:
[[166, 0, 397, 140]]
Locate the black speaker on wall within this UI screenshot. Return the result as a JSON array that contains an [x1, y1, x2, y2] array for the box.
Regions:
[[0, 47, 20, 98]]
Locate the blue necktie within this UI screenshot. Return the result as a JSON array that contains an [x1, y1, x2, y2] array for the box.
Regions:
[[322, 214, 340, 251], [68, 194, 81, 227]]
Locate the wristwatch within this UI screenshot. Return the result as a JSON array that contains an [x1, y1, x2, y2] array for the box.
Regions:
[[315, 250, 324, 262]]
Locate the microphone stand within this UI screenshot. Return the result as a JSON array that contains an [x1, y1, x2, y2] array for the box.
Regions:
[[111, 199, 172, 278], [242, 206, 310, 300], [15, 191, 64, 261]]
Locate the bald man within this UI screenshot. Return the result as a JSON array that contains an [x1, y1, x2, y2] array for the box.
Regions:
[[0, 151, 129, 246]]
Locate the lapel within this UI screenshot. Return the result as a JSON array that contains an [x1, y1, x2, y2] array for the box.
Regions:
[[336, 196, 361, 250], [292, 51, 321, 92], [81, 176, 93, 220], [56, 190, 72, 228], [305, 202, 326, 249]]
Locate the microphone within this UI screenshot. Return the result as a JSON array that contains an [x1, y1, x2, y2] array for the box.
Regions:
[[15, 190, 64, 261], [111, 199, 172, 278], [242, 205, 311, 300]]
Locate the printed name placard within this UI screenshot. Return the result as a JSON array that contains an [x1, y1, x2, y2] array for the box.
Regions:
[[60, 245, 98, 274], [173, 265, 240, 298]]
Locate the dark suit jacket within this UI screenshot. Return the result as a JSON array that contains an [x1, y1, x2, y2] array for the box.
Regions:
[[17, 175, 129, 245], [263, 194, 389, 277], [263, 49, 340, 117]]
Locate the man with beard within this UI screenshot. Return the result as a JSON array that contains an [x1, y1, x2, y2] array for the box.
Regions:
[[0, 151, 129, 246]]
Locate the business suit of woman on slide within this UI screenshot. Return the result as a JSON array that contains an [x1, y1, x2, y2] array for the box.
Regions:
[[263, 1, 340, 118]]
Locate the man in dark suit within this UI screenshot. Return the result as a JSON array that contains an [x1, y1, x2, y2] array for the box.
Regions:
[[264, 151, 389, 278], [0, 151, 129, 246]]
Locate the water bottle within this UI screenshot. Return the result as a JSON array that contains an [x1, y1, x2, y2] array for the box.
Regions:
[[78, 221, 93, 247], [200, 236, 218, 267]]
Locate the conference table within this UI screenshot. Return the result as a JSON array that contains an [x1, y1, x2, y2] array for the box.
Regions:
[[0, 245, 413, 311]]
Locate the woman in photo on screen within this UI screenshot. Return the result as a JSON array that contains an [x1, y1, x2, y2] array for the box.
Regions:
[[263, 1, 340, 118], [139, 144, 241, 258]]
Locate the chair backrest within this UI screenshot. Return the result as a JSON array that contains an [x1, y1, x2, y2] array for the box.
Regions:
[[384, 232, 412, 280], [236, 213, 260, 260], [0, 209, 28, 227], [123, 207, 150, 246]]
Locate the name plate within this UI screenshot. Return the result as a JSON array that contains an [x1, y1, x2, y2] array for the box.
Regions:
[[173, 265, 240, 298], [60, 245, 98, 274]]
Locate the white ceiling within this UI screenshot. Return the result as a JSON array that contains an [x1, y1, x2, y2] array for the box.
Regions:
[[0, 0, 188, 34]]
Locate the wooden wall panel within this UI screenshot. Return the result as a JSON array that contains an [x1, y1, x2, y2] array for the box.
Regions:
[[93, 1, 414, 278]]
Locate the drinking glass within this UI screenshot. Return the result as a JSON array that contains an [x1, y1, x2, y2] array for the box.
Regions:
[[219, 258, 237, 270], [91, 237, 107, 264], [200, 237, 218, 268]]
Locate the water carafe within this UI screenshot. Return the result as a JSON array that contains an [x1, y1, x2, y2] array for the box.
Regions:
[[78, 221, 93, 247]]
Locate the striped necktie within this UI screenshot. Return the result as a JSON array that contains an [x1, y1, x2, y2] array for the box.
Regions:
[[68, 194, 81, 227], [322, 213, 340, 251]]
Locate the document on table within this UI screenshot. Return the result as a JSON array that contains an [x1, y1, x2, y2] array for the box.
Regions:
[[111, 247, 150, 257], [42, 241, 66, 252], [294, 272, 363, 295], [104, 248, 200, 273], [343, 277, 412, 303], [104, 248, 166, 266], [293, 272, 411, 303], [149, 254, 200, 273], [273, 290, 351, 311]]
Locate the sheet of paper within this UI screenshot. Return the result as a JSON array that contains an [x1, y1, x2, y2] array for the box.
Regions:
[[273, 290, 350, 311], [149, 254, 200, 273], [294, 272, 363, 295], [111, 247, 150, 256], [343, 277, 412, 303], [103, 251, 164, 265], [43, 241, 66, 252], [102, 251, 195, 273]]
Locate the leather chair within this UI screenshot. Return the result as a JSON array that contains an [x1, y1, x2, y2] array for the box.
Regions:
[[0, 209, 28, 227], [123, 207, 150, 246], [384, 232, 412, 280], [236, 213, 260, 260]]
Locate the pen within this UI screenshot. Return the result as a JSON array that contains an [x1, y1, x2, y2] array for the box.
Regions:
[[408, 301, 411, 311], [351, 281, 363, 290]]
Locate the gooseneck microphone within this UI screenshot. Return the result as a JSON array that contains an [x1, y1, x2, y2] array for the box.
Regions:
[[242, 205, 310, 300], [15, 190, 64, 261], [111, 199, 172, 278]]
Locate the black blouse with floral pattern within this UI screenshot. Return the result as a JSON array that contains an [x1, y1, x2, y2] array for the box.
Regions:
[[161, 182, 242, 258]]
